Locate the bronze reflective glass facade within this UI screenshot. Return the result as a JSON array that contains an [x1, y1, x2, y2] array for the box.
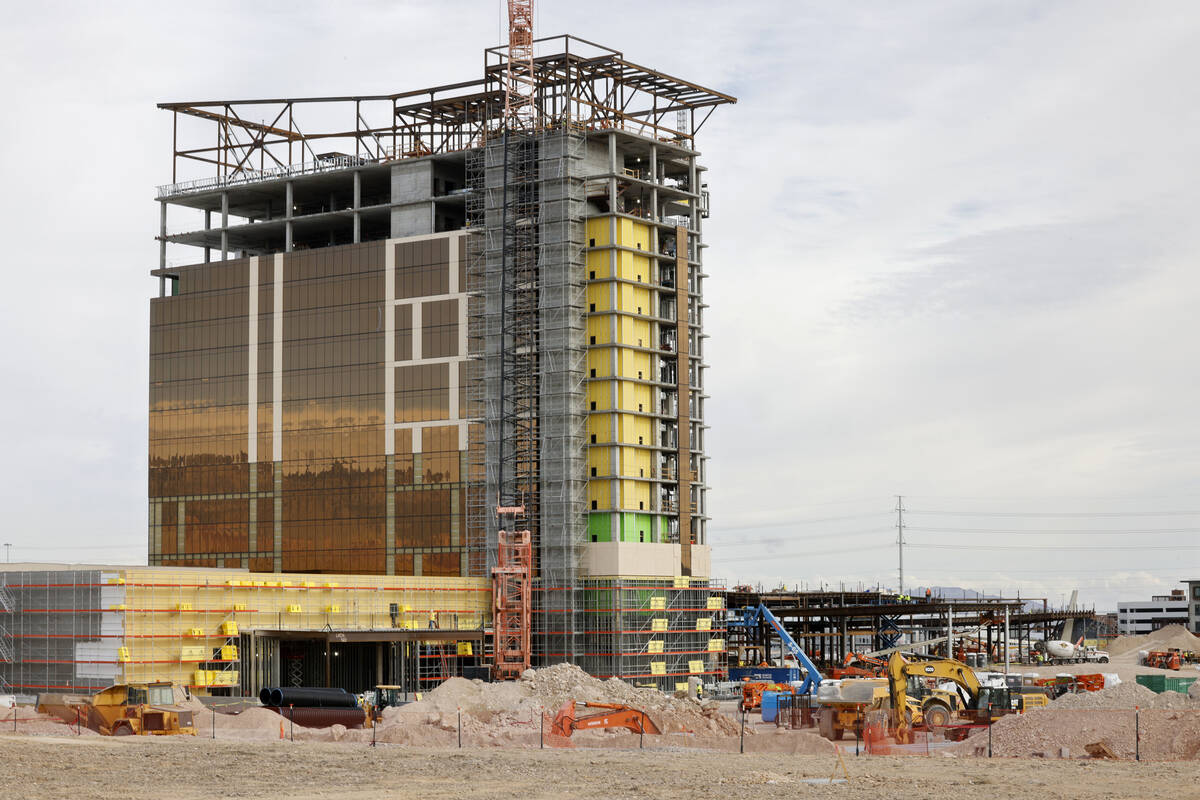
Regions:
[[149, 235, 476, 575]]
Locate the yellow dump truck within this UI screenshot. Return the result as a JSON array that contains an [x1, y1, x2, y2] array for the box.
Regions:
[[40, 682, 195, 736]]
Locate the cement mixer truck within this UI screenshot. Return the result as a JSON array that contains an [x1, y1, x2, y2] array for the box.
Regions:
[[1034, 638, 1109, 665]]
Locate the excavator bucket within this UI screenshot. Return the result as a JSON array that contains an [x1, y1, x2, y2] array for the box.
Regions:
[[550, 700, 577, 738]]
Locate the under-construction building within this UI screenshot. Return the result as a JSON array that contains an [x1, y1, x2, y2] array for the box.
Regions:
[[0, 35, 739, 696]]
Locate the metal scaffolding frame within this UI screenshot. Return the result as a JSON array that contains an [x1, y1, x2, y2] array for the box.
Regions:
[[574, 577, 726, 691], [467, 125, 587, 664]]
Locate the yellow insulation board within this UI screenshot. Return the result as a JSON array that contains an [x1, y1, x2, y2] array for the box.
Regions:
[[108, 567, 489, 693]]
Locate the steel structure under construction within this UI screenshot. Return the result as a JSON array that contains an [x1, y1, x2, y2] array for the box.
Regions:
[[723, 588, 1099, 674], [39, 31, 743, 695]]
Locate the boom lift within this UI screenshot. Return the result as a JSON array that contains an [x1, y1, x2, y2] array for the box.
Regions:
[[728, 604, 824, 694]]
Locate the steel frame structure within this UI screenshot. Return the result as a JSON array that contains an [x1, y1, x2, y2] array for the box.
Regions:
[[157, 35, 735, 196]]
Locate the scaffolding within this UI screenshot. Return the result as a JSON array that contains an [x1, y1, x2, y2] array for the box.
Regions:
[[467, 125, 587, 665], [0, 567, 489, 699], [575, 577, 726, 691]]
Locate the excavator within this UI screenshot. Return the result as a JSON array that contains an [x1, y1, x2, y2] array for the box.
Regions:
[[828, 652, 887, 679], [887, 653, 1025, 743], [550, 701, 662, 738]]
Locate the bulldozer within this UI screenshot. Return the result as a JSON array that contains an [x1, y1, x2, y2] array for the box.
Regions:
[[41, 681, 195, 736]]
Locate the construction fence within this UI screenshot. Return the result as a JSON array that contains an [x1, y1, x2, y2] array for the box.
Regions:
[[7, 701, 1196, 761]]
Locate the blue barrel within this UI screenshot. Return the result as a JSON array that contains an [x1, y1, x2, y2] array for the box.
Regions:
[[761, 690, 781, 723]]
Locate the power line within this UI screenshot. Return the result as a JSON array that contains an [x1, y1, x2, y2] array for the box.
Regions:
[[719, 543, 892, 563], [907, 509, 1200, 518], [912, 566, 1196, 574], [14, 544, 145, 551], [712, 511, 893, 531], [908, 542, 1199, 552], [710, 528, 893, 546], [906, 526, 1200, 535]]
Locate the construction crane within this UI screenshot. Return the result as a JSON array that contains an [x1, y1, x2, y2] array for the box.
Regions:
[[728, 605, 824, 694]]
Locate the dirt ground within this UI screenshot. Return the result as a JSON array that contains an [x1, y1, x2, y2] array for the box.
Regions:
[[1, 733, 1196, 800]]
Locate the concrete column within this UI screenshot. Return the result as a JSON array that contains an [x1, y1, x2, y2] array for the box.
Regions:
[[220, 192, 229, 261], [689, 156, 699, 231], [353, 171, 362, 244], [204, 209, 212, 264], [158, 201, 167, 267], [158, 201, 167, 297], [285, 181, 294, 252], [649, 144, 658, 222]]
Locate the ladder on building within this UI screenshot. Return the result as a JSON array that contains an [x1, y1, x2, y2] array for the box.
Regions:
[[0, 577, 15, 665]]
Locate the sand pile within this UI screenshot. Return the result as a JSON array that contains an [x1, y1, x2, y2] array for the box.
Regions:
[[1106, 624, 1200, 658], [371, 663, 740, 745]]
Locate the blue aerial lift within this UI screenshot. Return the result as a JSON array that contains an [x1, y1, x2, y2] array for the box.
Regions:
[[727, 604, 824, 694]]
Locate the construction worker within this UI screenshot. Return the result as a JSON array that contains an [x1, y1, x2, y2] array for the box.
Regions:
[[925, 588, 932, 601]]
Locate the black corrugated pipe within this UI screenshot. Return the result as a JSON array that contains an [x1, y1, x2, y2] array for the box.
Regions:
[[263, 706, 366, 729], [260, 687, 359, 709]]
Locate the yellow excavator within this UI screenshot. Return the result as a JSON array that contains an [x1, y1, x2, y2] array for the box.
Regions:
[[887, 652, 1022, 743]]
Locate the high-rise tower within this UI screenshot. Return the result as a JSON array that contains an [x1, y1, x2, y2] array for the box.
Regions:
[[151, 35, 734, 685]]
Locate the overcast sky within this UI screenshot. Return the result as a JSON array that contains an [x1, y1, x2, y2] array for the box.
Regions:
[[1, 1, 1197, 611]]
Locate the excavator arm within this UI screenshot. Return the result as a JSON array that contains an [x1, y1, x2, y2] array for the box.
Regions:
[[550, 701, 662, 738]]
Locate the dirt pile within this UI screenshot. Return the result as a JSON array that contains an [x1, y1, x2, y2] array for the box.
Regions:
[[947, 682, 1200, 759], [1106, 624, 1200, 658], [1052, 681, 1200, 710], [0, 704, 98, 737], [377, 663, 739, 745]]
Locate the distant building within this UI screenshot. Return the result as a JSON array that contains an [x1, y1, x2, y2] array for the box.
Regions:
[[1185, 580, 1200, 634], [1116, 589, 1188, 635]]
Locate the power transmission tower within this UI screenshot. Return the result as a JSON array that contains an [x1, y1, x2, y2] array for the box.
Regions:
[[895, 495, 905, 595]]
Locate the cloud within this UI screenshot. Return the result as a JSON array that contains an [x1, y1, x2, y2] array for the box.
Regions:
[[2, 1, 1198, 610]]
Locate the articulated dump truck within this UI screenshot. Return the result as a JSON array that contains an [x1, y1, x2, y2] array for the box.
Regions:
[[39, 681, 196, 736]]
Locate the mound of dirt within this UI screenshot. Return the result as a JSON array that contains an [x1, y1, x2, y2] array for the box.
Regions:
[[946, 681, 1200, 759], [0, 705, 99, 737], [1105, 624, 1200, 658], [1050, 681, 1199, 710], [377, 663, 739, 743]]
